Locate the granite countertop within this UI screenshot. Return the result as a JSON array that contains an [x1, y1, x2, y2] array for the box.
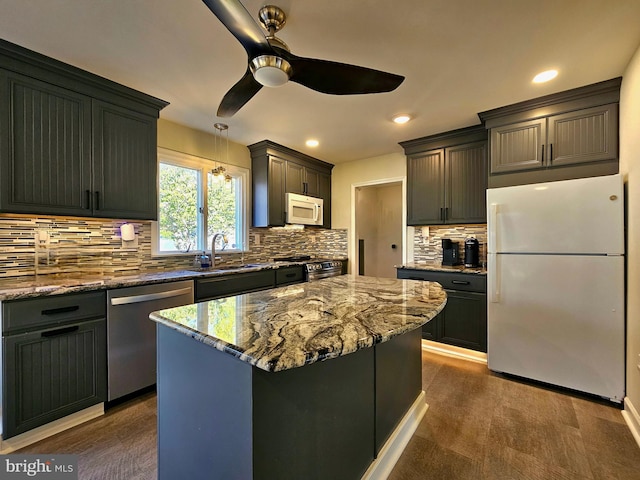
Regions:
[[397, 262, 487, 275], [0, 260, 323, 301], [150, 275, 447, 373]]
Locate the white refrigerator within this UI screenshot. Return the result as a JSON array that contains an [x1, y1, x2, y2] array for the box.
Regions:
[[487, 174, 625, 402]]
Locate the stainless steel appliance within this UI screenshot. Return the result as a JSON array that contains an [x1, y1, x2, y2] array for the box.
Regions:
[[487, 174, 624, 402], [107, 280, 193, 401], [286, 193, 324, 226], [305, 260, 343, 281], [273, 256, 344, 281]]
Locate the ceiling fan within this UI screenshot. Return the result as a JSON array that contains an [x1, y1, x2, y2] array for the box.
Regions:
[[202, 0, 405, 117]]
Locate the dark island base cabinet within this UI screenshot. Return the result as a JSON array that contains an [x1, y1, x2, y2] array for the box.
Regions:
[[397, 269, 487, 352], [1, 291, 107, 439], [157, 325, 421, 480]]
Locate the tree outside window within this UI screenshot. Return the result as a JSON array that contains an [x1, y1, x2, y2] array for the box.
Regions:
[[155, 149, 247, 254]]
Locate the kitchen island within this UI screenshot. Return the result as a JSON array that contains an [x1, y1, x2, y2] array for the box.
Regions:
[[150, 275, 446, 480]]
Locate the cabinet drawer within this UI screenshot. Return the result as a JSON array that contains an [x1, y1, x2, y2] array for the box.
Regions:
[[275, 266, 305, 286], [2, 291, 107, 334], [196, 270, 275, 301], [397, 269, 486, 293]]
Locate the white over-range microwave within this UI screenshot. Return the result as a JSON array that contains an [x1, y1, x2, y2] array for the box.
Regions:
[[286, 192, 324, 226]]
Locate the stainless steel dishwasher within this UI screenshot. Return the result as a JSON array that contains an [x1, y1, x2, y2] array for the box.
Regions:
[[107, 280, 193, 401]]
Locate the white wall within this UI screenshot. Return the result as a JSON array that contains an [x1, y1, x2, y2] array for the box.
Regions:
[[620, 41, 640, 421], [332, 152, 406, 271]]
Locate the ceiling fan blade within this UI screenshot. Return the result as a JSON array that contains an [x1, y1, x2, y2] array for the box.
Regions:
[[202, 0, 273, 58], [217, 68, 263, 117], [277, 49, 404, 95]]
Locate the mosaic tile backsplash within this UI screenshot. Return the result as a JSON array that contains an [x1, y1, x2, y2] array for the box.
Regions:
[[0, 215, 348, 278], [412, 224, 488, 266]]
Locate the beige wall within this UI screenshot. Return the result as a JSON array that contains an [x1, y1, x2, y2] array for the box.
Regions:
[[620, 41, 640, 417], [158, 118, 251, 169], [332, 152, 406, 272]]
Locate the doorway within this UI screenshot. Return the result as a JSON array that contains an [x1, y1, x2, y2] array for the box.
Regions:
[[354, 182, 403, 278]]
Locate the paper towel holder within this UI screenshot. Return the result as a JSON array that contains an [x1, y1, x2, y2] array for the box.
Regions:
[[120, 223, 138, 248]]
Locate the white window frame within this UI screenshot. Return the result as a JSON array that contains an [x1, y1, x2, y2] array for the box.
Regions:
[[152, 147, 249, 256]]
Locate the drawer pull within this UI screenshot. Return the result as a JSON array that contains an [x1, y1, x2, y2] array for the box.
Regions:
[[41, 325, 79, 338], [285, 273, 297, 278], [41, 306, 80, 316], [451, 280, 470, 285]]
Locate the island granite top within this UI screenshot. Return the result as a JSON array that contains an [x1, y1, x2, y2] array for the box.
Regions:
[[150, 275, 446, 373]]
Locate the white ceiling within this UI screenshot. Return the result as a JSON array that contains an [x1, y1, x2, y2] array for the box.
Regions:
[[1, 0, 639, 164]]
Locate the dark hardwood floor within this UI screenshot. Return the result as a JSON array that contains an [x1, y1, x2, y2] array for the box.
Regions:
[[17, 350, 640, 479]]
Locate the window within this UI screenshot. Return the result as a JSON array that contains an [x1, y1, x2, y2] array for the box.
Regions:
[[154, 148, 248, 255]]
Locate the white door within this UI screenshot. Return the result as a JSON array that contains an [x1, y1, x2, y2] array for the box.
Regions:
[[488, 253, 624, 401]]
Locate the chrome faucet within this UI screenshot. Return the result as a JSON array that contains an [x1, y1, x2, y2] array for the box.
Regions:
[[210, 233, 225, 268]]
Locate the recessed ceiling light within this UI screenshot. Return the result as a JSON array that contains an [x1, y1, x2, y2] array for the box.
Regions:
[[532, 70, 558, 83], [306, 139, 319, 147], [392, 114, 411, 124]]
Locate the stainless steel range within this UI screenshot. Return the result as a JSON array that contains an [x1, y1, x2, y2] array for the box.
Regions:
[[273, 256, 344, 281]]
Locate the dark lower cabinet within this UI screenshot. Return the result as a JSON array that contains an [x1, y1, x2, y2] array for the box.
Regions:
[[195, 270, 276, 302], [275, 266, 305, 286], [2, 291, 107, 439], [397, 268, 487, 352], [437, 290, 487, 352]]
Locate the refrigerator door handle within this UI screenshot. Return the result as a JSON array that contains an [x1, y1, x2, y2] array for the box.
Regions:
[[489, 253, 500, 303], [489, 203, 499, 252]]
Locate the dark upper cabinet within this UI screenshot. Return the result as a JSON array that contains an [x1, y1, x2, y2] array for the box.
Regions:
[[249, 140, 333, 228], [92, 100, 158, 219], [480, 78, 620, 188], [401, 125, 487, 226], [0, 70, 93, 216], [489, 104, 617, 175], [0, 39, 168, 219], [407, 149, 445, 225]]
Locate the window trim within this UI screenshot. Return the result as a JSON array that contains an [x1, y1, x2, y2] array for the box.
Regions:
[[152, 147, 249, 256]]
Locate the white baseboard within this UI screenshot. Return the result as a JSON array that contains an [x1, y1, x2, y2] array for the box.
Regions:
[[623, 396, 640, 450], [0, 403, 104, 454], [421, 340, 488, 364], [361, 391, 428, 480]]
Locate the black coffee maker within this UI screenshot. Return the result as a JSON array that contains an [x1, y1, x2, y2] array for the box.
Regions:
[[464, 237, 480, 267], [441, 239, 461, 266]]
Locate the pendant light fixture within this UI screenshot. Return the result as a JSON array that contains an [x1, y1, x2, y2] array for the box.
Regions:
[[212, 122, 232, 182]]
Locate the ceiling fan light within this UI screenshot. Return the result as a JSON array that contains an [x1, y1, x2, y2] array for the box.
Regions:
[[250, 55, 292, 87]]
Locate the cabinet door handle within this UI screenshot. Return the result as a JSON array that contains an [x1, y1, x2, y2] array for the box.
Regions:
[[549, 143, 553, 163], [445, 207, 449, 221], [41, 305, 80, 316], [41, 325, 80, 338], [440, 207, 444, 222], [451, 280, 470, 285], [86, 190, 92, 210], [94, 191, 100, 210], [541, 144, 545, 163], [303, 182, 308, 194]]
